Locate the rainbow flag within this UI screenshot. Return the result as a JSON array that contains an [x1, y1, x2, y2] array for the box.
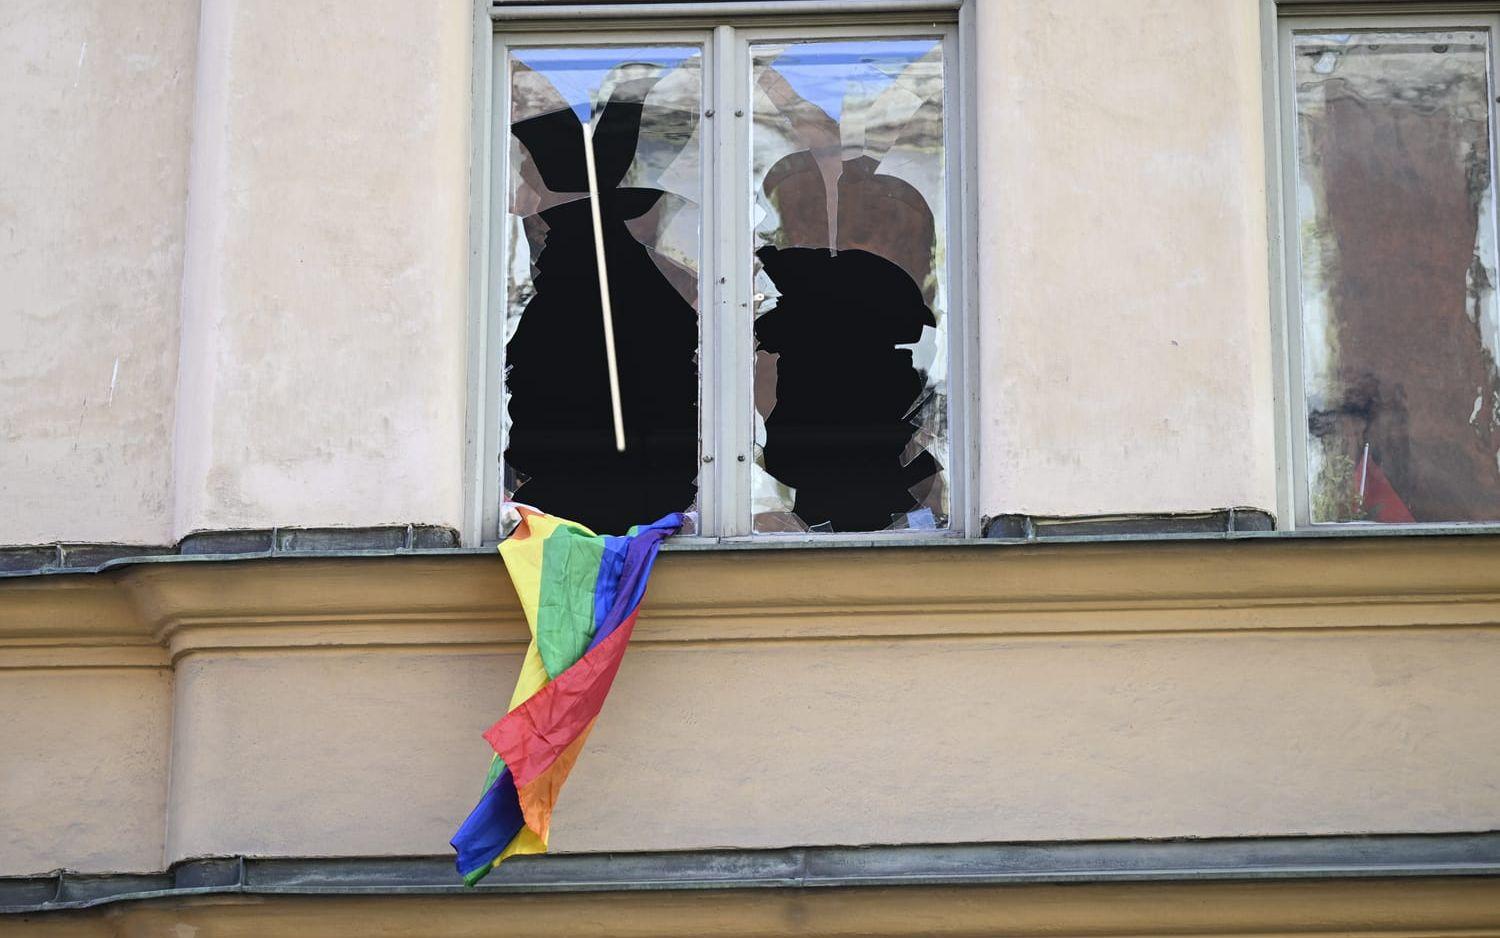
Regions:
[[451, 506, 682, 885]]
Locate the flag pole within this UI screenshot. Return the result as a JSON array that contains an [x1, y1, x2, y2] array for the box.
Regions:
[[581, 120, 627, 453]]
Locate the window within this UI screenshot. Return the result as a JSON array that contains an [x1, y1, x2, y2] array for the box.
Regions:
[[1276, 9, 1500, 526], [473, 4, 971, 542]]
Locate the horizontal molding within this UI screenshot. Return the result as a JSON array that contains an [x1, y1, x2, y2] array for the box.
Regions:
[[4, 535, 1500, 663], [0, 645, 167, 671]]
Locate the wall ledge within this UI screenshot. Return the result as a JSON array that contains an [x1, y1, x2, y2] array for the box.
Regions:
[[5, 832, 1500, 913], [20, 510, 1500, 582], [4, 529, 1500, 665]]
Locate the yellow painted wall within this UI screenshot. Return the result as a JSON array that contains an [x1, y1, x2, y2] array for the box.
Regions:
[[0, 669, 171, 874], [4, 538, 1499, 875], [163, 628, 1500, 864]]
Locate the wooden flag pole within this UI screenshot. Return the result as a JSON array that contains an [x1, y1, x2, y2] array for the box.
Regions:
[[581, 120, 627, 453]]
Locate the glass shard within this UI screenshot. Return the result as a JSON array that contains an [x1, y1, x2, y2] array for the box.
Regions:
[[749, 38, 949, 534], [1292, 29, 1500, 523], [502, 46, 703, 534]]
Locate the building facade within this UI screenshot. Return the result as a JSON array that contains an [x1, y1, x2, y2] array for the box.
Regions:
[[2, 0, 1499, 934]]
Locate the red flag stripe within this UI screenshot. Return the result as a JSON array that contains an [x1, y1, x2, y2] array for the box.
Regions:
[[482, 611, 638, 789]]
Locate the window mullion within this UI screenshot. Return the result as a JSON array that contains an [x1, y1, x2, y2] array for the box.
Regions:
[[712, 24, 753, 537], [696, 26, 723, 538]]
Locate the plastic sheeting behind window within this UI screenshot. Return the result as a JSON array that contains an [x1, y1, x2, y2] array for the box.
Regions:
[[1293, 29, 1500, 524]]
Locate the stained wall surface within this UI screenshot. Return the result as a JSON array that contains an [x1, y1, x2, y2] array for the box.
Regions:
[[0, 0, 199, 546], [171, 0, 473, 539]]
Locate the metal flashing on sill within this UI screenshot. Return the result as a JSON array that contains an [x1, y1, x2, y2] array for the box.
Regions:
[[982, 507, 1276, 539], [4, 832, 1499, 914], [0, 525, 462, 578], [11, 510, 1500, 580]]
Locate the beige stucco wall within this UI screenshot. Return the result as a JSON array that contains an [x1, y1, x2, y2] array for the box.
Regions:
[[0, 0, 1284, 548], [976, 0, 1278, 517], [171, 0, 472, 539], [0, 0, 198, 546]]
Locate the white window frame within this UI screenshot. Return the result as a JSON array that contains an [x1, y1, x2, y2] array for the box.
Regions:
[[1265, 0, 1500, 530], [464, 0, 978, 545]]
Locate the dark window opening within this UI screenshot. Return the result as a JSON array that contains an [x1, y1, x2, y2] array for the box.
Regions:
[[755, 244, 940, 531], [749, 38, 950, 533], [502, 50, 702, 535]]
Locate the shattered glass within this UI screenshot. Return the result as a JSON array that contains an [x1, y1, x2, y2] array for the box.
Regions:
[[502, 46, 703, 534], [749, 38, 949, 534], [1292, 30, 1500, 523]]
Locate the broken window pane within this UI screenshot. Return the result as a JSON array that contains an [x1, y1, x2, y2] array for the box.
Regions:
[[749, 38, 949, 534], [502, 46, 703, 534], [1292, 29, 1500, 524]]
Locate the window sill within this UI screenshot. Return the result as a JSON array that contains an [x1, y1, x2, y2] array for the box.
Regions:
[[7, 522, 1500, 668], [14, 509, 1500, 579]]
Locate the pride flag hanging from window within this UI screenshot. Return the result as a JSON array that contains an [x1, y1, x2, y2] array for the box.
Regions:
[[451, 506, 682, 885]]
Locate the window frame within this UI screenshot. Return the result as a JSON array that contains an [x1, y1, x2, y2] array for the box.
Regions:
[[466, 0, 978, 545], [1266, 0, 1500, 530]]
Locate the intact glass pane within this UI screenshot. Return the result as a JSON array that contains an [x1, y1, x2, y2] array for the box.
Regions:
[[749, 38, 949, 534], [502, 46, 703, 534], [1292, 29, 1500, 523]]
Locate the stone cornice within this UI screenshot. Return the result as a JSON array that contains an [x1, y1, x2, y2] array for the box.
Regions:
[[4, 533, 1500, 666]]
